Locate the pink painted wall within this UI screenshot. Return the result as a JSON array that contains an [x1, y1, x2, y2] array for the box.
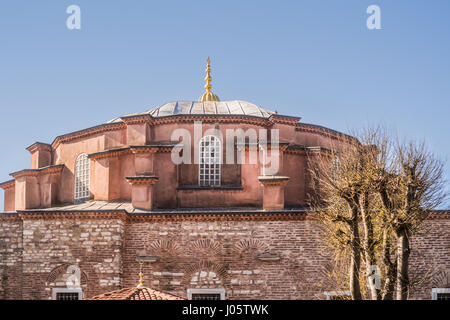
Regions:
[[3, 115, 349, 210]]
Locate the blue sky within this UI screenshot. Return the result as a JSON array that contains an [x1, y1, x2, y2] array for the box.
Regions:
[[0, 0, 449, 209]]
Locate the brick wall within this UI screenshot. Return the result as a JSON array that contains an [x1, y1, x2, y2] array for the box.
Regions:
[[122, 218, 332, 300], [0, 217, 23, 299], [20, 218, 124, 299], [408, 218, 450, 300], [0, 214, 448, 300]]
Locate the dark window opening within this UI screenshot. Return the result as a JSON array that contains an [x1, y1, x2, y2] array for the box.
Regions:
[[56, 292, 80, 300], [191, 293, 221, 300]]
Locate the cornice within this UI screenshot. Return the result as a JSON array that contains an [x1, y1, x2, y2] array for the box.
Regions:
[[89, 143, 179, 160], [0, 179, 15, 190], [17, 211, 128, 221], [120, 114, 154, 125], [152, 114, 272, 127], [2, 209, 448, 222], [26, 142, 52, 154], [296, 123, 357, 143], [10, 164, 65, 179], [126, 175, 159, 185], [131, 143, 179, 154], [88, 147, 132, 161], [268, 114, 301, 126], [284, 145, 333, 156], [258, 175, 290, 187], [51, 122, 126, 149]]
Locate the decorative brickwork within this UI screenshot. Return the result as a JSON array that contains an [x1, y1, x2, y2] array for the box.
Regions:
[[0, 212, 448, 299]]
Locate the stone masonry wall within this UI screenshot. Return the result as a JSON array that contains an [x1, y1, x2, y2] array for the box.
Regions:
[[122, 218, 333, 300], [0, 214, 448, 300], [408, 218, 450, 300], [20, 218, 124, 299], [0, 218, 23, 299], [122, 217, 450, 300]]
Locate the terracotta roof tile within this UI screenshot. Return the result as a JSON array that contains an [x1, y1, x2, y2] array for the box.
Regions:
[[89, 287, 184, 300]]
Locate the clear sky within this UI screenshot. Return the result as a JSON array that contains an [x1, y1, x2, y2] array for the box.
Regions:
[[0, 0, 449, 209]]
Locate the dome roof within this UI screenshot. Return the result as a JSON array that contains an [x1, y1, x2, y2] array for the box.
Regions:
[[108, 100, 275, 123]]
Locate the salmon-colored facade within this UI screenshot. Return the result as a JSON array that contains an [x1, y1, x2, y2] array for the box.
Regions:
[[0, 100, 349, 212]]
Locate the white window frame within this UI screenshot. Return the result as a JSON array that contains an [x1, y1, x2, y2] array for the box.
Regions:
[[199, 135, 221, 187], [323, 290, 351, 300], [432, 288, 450, 300], [52, 288, 83, 300], [187, 288, 226, 300], [74, 153, 90, 203]]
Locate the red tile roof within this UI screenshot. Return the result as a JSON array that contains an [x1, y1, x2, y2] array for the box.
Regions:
[[88, 287, 184, 300]]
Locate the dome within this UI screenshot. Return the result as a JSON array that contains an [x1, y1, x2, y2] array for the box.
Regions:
[[108, 100, 275, 123]]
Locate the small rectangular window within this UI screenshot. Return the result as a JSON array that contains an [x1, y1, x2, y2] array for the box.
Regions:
[[187, 289, 225, 300], [323, 291, 351, 300], [56, 292, 80, 300], [432, 288, 450, 300], [191, 293, 221, 300], [52, 288, 83, 300]]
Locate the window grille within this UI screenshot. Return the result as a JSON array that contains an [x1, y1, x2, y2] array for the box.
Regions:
[[199, 135, 221, 187], [191, 293, 221, 300], [56, 292, 81, 300], [74, 153, 90, 202]]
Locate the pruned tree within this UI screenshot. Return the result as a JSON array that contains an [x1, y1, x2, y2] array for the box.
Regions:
[[308, 127, 446, 300]]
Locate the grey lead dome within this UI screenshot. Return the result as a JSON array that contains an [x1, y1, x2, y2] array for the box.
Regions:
[[108, 100, 275, 123]]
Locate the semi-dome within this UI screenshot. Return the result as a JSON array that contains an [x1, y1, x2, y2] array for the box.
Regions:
[[108, 100, 275, 123]]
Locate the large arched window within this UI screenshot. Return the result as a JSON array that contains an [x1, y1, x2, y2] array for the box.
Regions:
[[199, 135, 221, 187], [74, 153, 90, 203]]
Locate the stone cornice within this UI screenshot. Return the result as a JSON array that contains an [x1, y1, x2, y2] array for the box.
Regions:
[[0, 179, 15, 190], [16, 211, 128, 221], [0, 213, 21, 221], [296, 123, 357, 143], [26, 142, 52, 154], [2, 209, 448, 221], [51, 122, 126, 149], [268, 114, 301, 126], [127, 211, 310, 222], [152, 114, 272, 127], [258, 176, 290, 187], [126, 175, 159, 185], [10, 164, 65, 179], [130, 143, 179, 154], [89, 143, 179, 160], [120, 114, 154, 125], [284, 145, 333, 155], [88, 147, 132, 161]]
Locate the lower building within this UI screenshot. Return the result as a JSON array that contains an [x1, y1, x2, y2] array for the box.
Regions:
[[0, 202, 449, 300]]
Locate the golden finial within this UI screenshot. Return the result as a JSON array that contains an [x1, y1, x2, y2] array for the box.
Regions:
[[200, 57, 220, 102], [137, 262, 145, 288]]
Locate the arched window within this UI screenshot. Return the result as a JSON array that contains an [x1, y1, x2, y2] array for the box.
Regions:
[[199, 135, 221, 186], [74, 154, 90, 203]]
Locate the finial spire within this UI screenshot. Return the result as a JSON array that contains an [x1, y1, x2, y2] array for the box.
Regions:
[[137, 262, 145, 288], [200, 57, 220, 102]]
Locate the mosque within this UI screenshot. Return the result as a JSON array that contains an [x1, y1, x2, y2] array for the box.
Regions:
[[0, 59, 448, 300]]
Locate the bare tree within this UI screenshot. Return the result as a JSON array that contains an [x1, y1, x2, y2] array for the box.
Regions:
[[308, 127, 446, 300], [378, 141, 446, 299]]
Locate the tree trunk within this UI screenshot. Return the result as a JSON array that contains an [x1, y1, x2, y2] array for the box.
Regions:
[[349, 207, 362, 300], [396, 228, 410, 300], [360, 193, 380, 300], [381, 228, 396, 300]]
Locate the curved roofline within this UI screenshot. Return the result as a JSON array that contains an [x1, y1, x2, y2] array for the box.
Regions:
[[108, 100, 276, 123]]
